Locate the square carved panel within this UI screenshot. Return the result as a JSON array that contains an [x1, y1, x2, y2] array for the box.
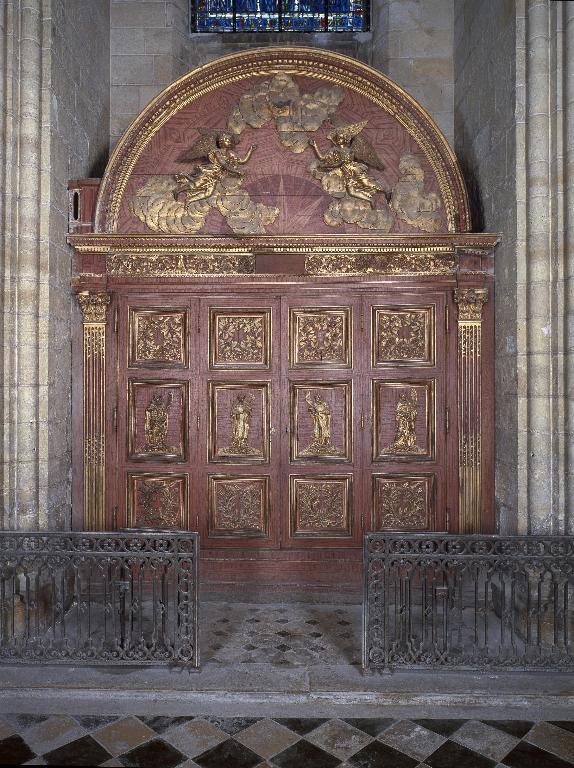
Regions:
[[290, 381, 352, 463], [209, 308, 271, 369], [127, 472, 188, 530], [372, 305, 435, 367], [128, 379, 188, 461], [209, 382, 270, 463], [289, 307, 352, 368], [290, 475, 353, 538], [372, 473, 434, 531], [128, 307, 188, 368], [372, 380, 435, 461], [208, 475, 269, 537]]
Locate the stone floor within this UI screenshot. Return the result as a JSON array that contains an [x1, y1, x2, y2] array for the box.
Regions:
[[0, 600, 573, 765], [200, 600, 361, 667], [0, 713, 573, 766]]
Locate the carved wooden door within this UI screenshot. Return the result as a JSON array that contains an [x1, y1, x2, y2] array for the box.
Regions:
[[196, 297, 281, 547], [363, 291, 451, 533], [115, 294, 197, 531], [280, 296, 363, 547]]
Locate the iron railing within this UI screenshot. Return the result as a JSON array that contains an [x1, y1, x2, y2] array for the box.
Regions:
[[363, 533, 574, 671], [0, 530, 199, 667]]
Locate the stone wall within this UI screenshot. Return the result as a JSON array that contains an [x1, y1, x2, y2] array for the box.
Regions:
[[0, 0, 110, 530], [109, 0, 454, 148]]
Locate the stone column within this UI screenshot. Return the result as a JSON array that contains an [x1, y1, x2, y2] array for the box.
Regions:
[[0, 1, 51, 530], [516, 0, 572, 534]]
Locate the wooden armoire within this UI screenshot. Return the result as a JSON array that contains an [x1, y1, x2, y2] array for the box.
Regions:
[[69, 48, 497, 593]]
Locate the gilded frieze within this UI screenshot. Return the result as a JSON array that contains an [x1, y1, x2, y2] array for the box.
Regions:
[[209, 308, 271, 369], [129, 308, 188, 368], [208, 475, 269, 537], [305, 252, 456, 276], [289, 307, 351, 368], [127, 472, 188, 529], [290, 475, 352, 537], [108, 252, 255, 276], [373, 305, 435, 366], [372, 474, 434, 530]]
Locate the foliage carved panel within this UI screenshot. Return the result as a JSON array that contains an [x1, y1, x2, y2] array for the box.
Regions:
[[372, 305, 435, 367], [209, 308, 271, 369], [129, 307, 188, 368], [127, 472, 189, 529], [289, 307, 352, 368], [289, 475, 352, 538], [372, 473, 434, 531], [208, 475, 269, 537]]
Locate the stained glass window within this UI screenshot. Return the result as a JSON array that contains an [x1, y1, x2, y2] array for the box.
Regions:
[[191, 0, 369, 32]]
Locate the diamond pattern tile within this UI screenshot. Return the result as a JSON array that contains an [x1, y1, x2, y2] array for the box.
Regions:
[[119, 737, 185, 768], [306, 719, 372, 761], [43, 735, 112, 766], [195, 738, 262, 768], [0, 714, 571, 767]]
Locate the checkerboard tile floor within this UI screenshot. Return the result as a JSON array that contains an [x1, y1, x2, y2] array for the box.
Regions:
[[0, 715, 572, 766]]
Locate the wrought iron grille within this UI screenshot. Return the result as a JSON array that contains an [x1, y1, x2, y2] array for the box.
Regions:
[[364, 534, 574, 671], [0, 531, 199, 667]]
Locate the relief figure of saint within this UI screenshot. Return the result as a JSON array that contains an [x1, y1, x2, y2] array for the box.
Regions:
[[220, 393, 262, 457], [383, 388, 425, 455], [144, 393, 173, 452]]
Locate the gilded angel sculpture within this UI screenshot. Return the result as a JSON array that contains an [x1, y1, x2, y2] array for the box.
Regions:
[[308, 121, 394, 231], [130, 128, 278, 235], [308, 121, 388, 205], [174, 129, 257, 204]]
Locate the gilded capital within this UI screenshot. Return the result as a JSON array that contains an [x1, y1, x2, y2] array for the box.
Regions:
[[77, 292, 111, 323], [454, 288, 488, 321]]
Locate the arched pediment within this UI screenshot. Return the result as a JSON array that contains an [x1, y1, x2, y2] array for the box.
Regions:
[[95, 47, 470, 236]]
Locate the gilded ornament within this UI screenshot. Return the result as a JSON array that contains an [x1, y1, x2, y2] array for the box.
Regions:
[[382, 388, 425, 455], [218, 394, 262, 457], [296, 313, 346, 364], [377, 311, 426, 362], [77, 292, 110, 323], [135, 479, 181, 528], [130, 129, 278, 235], [108, 252, 255, 276], [389, 154, 444, 233], [309, 121, 394, 232], [213, 481, 264, 531], [376, 478, 428, 530], [144, 393, 175, 453], [216, 316, 264, 364], [296, 481, 346, 530], [454, 288, 488, 321], [305, 252, 456, 276], [136, 314, 183, 362], [302, 391, 342, 457]]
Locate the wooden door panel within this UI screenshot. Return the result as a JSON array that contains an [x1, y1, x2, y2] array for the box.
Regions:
[[199, 297, 281, 548], [363, 292, 448, 533], [281, 296, 363, 548], [116, 294, 196, 531]]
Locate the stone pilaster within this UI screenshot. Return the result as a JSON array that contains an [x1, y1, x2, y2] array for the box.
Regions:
[[516, 0, 571, 534]]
